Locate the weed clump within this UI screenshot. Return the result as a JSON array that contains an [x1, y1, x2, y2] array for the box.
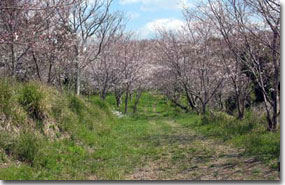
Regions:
[[12, 131, 42, 164], [18, 84, 45, 121]]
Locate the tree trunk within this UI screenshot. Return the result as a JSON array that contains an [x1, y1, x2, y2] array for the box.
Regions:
[[218, 94, 224, 111], [76, 62, 80, 96], [88, 89, 90, 102], [32, 53, 42, 82], [263, 95, 274, 131], [116, 95, 122, 108], [133, 91, 143, 114], [10, 43, 15, 76], [100, 87, 107, 100], [100, 93, 106, 100], [124, 89, 129, 114], [171, 99, 189, 112], [185, 89, 199, 114], [115, 88, 124, 108], [237, 97, 244, 120], [129, 93, 133, 102], [74, 44, 80, 96], [47, 59, 53, 84], [272, 31, 280, 131], [266, 114, 273, 131], [202, 103, 207, 114]]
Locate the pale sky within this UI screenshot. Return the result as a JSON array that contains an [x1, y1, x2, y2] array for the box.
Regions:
[[110, 0, 194, 39]]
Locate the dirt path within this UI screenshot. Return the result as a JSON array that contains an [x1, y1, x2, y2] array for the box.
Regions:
[[126, 118, 279, 180]]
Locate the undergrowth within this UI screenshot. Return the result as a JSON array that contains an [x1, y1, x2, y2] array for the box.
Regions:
[[178, 110, 280, 168]]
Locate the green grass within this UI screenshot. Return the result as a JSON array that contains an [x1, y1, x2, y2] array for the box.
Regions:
[[0, 85, 173, 180], [176, 111, 280, 166], [105, 91, 280, 169], [0, 80, 117, 180], [0, 81, 280, 180]]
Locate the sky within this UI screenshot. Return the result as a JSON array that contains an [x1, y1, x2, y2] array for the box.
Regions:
[[110, 0, 193, 39]]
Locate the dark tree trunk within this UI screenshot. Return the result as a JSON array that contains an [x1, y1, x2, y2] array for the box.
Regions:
[[124, 89, 129, 114], [10, 43, 15, 76], [32, 53, 42, 82], [185, 89, 199, 114], [133, 91, 143, 114], [236, 96, 244, 120], [171, 99, 189, 112], [47, 59, 53, 84], [272, 31, 279, 131], [115, 88, 124, 108], [76, 62, 80, 96], [116, 95, 122, 108], [202, 103, 206, 115], [100, 87, 107, 100]]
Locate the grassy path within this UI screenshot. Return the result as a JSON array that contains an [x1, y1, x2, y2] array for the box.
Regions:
[[110, 93, 279, 180], [126, 118, 278, 180], [0, 85, 279, 180]]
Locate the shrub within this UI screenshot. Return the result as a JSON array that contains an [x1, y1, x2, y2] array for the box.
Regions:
[[18, 84, 44, 121]]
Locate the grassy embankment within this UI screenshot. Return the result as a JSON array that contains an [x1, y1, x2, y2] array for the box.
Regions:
[[0, 79, 279, 180], [0, 79, 175, 180]]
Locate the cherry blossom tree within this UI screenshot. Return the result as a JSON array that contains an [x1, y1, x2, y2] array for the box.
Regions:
[[57, 0, 123, 95], [154, 25, 227, 114], [194, 0, 281, 130], [90, 33, 125, 100], [0, 0, 76, 78]]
